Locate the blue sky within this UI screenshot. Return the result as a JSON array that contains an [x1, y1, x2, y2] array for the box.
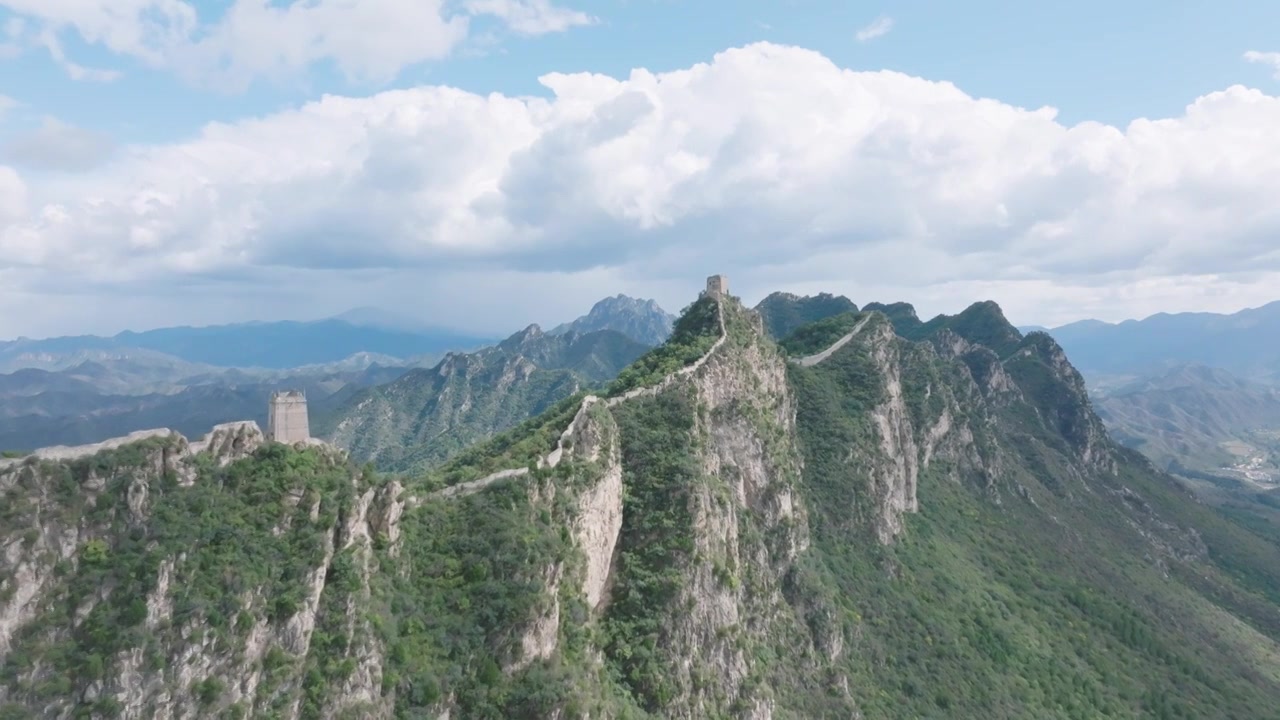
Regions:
[[6, 0, 1279, 143], [1, 0, 1279, 337]]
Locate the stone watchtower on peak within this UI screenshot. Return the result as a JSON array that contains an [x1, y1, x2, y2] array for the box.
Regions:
[[267, 390, 310, 444], [704, 274, 728, 298]]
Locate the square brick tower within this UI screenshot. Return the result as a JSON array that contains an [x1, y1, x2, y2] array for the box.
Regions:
[[267, 390, 310, 444], [705, 274, 728, 297]]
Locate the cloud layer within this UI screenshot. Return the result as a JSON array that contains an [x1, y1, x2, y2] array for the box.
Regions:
[[0, 0, 589, 88], [2, 42, 1280, 335]]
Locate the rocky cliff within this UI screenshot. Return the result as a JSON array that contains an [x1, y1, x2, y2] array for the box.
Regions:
[[0, 423, 403, 719], [549, 294, 677, 347], [4, 291, 1280, 719]]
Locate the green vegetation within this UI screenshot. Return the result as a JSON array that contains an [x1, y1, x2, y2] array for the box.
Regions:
[[319, 328, 648, 474], [420, 391, 587, 491], [755, 291, 858, 340], [602, 392, 699, 709], [786, 310, 1280, 718], [866, 299, 1023, 358], [1, 439, 360, 716], [777, 311, 862, 356], [374, 459, 637, 718], [7, 293, 1280, 719], [606, 297, 720, 397]]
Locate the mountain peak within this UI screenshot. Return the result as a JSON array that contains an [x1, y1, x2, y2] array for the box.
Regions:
[[755, 291, 858, 339], [549, 294, 675, 346]]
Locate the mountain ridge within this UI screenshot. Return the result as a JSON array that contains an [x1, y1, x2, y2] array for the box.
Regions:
[[4, 288, 1280, 718], [1041, 300, 1280, 383], [318, 325, 651, 471], [548, 294, 676, 346]]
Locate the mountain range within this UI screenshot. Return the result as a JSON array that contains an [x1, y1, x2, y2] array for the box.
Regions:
[[317, 325, 650, 472], [1094, 364, 1280, 470], [0, 317, 497, 374], [1038, 300, 1280, 386], [0, 296, 676, 454], [4, 288, 1280, 718], [549, 294, 675, 346]]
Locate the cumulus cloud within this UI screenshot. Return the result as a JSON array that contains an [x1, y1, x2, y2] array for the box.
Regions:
[[0, 0, 590, 88], [1245, 50, 1280, 80], [855, 15, 893, 42], [3, 42, 1280, 335], [2, 117, 116, 172]]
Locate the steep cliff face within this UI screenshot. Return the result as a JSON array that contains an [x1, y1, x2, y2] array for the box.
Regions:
[[0, 424, 402, 720]]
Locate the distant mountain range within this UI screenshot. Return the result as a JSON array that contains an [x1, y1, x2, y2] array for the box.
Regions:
[[0, 318, 497, 373], [1038, 301, 1280, 385], [0, 295, 675, 454]]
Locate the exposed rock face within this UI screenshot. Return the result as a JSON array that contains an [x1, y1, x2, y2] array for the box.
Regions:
[[0, 424, 399, 720], [549, 294, 677, 346], [5, 293, 1275, 720], [566, 405, 624, 613]]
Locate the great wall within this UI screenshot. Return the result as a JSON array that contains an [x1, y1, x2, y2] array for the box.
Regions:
[[427, 275, 731, 501], [0, 390, 320, 472], [426, 275, 872, 502], [0, 274, 869, 494]]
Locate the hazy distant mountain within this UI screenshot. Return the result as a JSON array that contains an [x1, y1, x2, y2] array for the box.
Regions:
[[549, 294, 676, 346], [1044, 301, 1280, 383], [0, 318, 497, 372], [1094, 364, 1280, 472], [0, 362, 409, 453], [319, 325, 650, 472], [329, 306, 440, 333]]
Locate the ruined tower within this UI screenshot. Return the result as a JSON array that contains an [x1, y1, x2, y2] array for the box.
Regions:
[[267, 390, 310, 444], [705, 274, 728, 298]]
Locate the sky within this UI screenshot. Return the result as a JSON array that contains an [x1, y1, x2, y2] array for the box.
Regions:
[[1, 0, 1280, 339]]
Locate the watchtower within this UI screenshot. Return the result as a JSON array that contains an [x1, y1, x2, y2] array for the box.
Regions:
[[267, 390, 310, 444], [705, 274, 728, 298]]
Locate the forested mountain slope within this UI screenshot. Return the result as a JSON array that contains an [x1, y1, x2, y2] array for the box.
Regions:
[[3, 290, 1280, 719], [317, 325, 649, 472]]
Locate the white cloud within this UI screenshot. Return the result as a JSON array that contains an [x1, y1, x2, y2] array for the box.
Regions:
[[2, 116, 116, 171], [3, 42, 1280, 336], [0, 166, 26, 220], [465, 0, 595, 36], [855, 15, 893, 42], [1245, 50, 1280, 80], [0, 0, 591, 88], [38, 29, 121, 82]]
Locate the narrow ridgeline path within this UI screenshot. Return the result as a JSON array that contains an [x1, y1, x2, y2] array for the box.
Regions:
[[424, 299, 729, 502], [789, 314, 872, 368]]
